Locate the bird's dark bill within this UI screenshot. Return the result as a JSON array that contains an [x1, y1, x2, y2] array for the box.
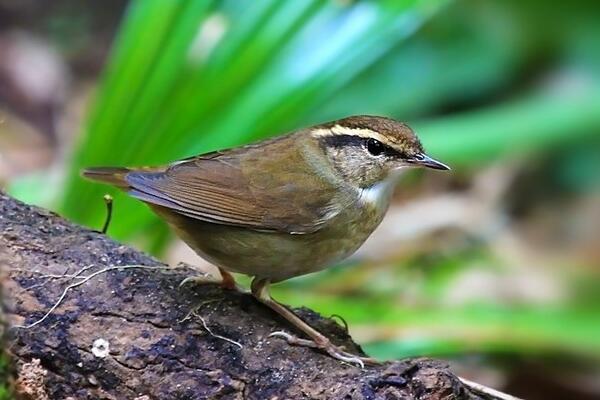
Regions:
[[409, 154, 450, 170]]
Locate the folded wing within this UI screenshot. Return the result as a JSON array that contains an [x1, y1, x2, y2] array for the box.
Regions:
[[124, 143, 349, 234]]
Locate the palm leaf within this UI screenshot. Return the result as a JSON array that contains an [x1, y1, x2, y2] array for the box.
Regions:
[[59, 0, 449, 242]]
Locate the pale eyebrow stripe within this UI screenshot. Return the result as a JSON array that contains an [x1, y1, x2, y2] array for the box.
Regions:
[[311, 124, 390, 145]]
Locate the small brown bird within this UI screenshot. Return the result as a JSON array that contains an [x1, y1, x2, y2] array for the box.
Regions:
[[83, 115, 449, 366]]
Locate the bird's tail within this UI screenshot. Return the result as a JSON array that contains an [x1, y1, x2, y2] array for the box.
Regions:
[[81, 167, 132, 190]]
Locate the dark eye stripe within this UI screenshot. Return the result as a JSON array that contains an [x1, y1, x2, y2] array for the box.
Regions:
[[320, 134, 364, 148], [320, 134, 404, 158]]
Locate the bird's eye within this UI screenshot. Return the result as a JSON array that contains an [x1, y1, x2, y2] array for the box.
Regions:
[[366, 138, 384, 156]]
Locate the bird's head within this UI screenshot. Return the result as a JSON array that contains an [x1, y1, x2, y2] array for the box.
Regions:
[[313, 115, 449, 188]]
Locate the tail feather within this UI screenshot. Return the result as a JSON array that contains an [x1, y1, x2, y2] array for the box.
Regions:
[[81, 167, 131, 189]]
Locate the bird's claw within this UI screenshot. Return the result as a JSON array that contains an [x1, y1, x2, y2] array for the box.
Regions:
[[269, 330, 379, 368], [269, 331, 319, 348], [179, 273, 218, 288], [179, 274, 247, 293]]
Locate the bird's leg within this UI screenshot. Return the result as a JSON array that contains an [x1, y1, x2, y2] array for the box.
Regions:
[[219, 268, 238, 290], [180, 267, 243, 292], [250, 277, 380, 368]]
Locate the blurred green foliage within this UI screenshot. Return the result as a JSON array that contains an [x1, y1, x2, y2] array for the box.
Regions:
[[0, 354, 10, 400], [46, 0, 599, 248], [9, 0, 600, 365], [58, 0, 449, 249]]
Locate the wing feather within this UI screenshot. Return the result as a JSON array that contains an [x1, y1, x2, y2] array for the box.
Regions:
[[124, 136, 351, 233]]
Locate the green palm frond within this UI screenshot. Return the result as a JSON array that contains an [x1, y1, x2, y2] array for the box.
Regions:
[[59, 0, 449, 242]]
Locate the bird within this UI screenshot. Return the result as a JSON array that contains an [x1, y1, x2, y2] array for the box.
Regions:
[[82, 115, 450, 367]]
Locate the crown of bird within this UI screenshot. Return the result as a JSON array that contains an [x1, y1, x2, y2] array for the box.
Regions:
[[311, 115, 424, 159]]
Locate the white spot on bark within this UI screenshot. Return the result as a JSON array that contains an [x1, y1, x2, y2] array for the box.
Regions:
[[91, 338, 110, 358]]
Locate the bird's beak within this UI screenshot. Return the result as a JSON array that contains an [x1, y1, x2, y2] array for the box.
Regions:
[[407, 153, 450, 170]]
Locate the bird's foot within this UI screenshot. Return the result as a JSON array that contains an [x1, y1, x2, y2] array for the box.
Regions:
[[179, 273, 220, 287], [179, 271, 245, 292], [269, 330, 380, 368]]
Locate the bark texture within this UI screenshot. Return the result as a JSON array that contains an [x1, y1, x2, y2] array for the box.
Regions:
[[1, 193, 482, 399]]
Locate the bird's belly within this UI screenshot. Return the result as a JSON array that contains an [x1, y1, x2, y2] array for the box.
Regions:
[[160, 205, 385, 282]]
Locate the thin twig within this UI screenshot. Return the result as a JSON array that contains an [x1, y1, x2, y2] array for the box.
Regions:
[[101, 194, 113, 234], [196, 314, 243, 349], [330, 313, 349, 333], [459, 377, 523, 400], [10, 265, 93, 277], [179, 299, 221, 323], [13, 265, 170, 330], [178, 299, 243, 349], [24, 265, 94, 290]]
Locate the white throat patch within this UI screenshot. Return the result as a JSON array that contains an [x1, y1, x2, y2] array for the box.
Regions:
[[359, 178, 395, 208]]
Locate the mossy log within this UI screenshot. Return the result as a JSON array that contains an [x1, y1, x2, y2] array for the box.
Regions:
[[1, 193, 487, 399]]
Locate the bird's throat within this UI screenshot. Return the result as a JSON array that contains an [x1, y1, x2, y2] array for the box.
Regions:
[[358, 178, 395, 209]]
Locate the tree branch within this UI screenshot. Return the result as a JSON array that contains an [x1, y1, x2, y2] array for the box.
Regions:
[[0, 192, 513, 399]]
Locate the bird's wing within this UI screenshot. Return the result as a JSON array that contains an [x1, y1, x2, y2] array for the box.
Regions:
[[124, 139, 351, 234]]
